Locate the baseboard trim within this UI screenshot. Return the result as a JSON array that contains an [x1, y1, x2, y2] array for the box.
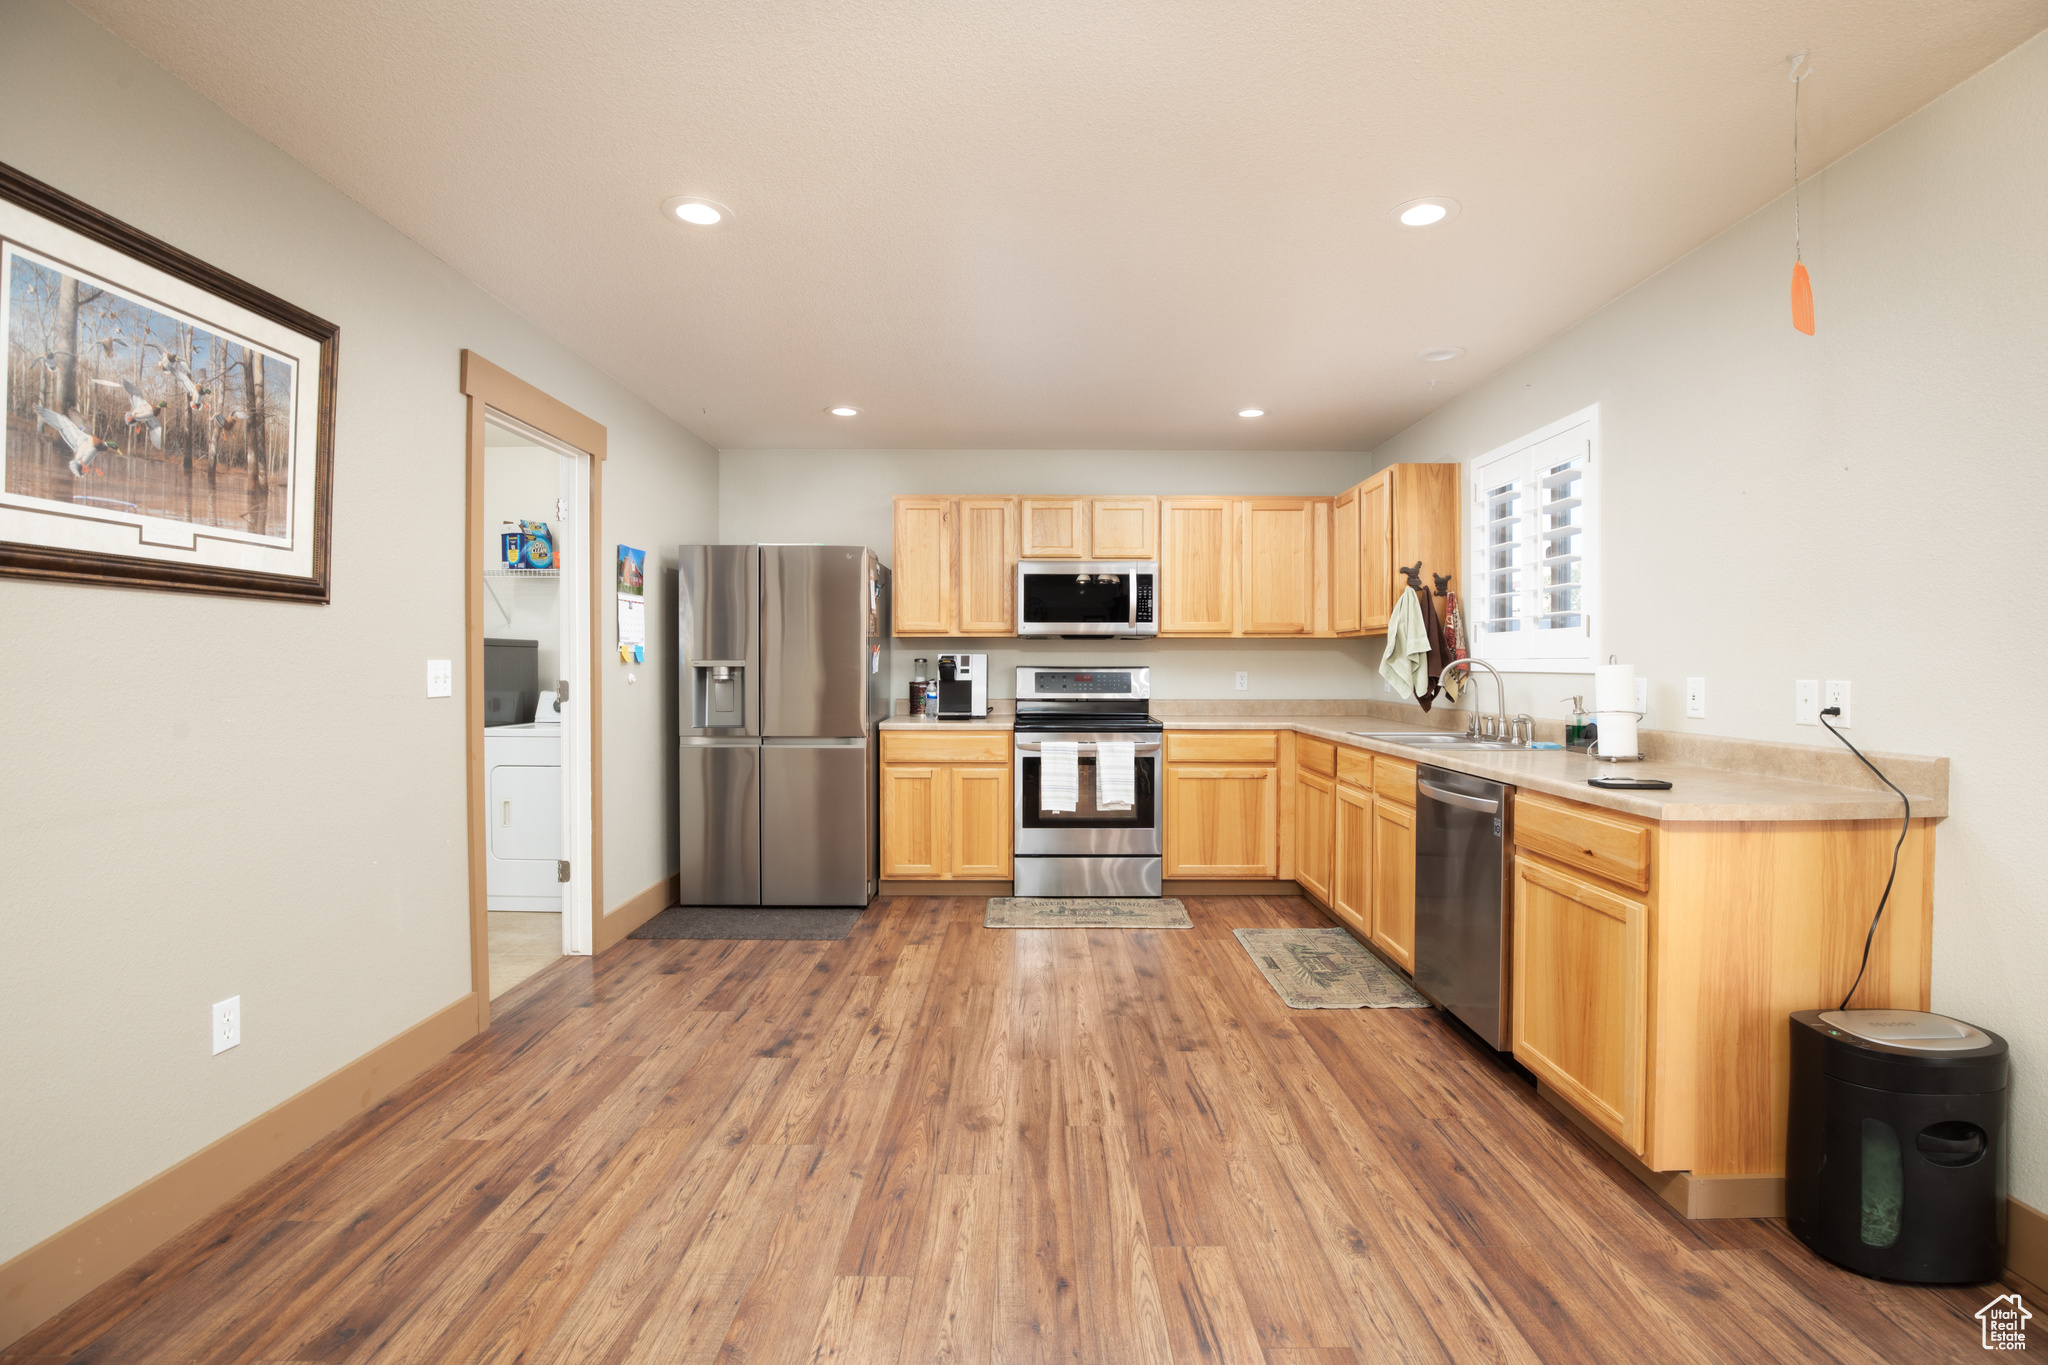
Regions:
[[1538, 1082, 1785, 1219], [597, 872, 679, 953], [879, 880, 1013, 897], [1163, 880, 1304, 897], [2010, 1196, 2048, 1291], [0, 992, 479, 1350]]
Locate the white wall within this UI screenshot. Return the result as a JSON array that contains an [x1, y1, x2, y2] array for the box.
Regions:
[[0, 0, 715, 1267], [719, 448, 1380, 699], [1370, 33, 2048, 1205]]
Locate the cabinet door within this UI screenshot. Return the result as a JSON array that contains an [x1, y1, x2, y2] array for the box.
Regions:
[[1088, 496, 1158, 559], [892, 497, 954, 636], [1239, 498, 1315, 635], [1159, 498, 1236, 635], [1295, 769, 1336, 907], [1358, 472, 1392, 633], [956, 496, 1018, 635], [1332, 486, 1362, 635], [1330, 782, 1373, 940], [1389, 463, 1461, 613], [1512, 857, 1649, 1153], [948, 766, 1013, 878], [1369, 796, 1415, 972], [1162, 765, 1276, 878], [881, 764, 946, 878], [1021, 497, 1087, 558]]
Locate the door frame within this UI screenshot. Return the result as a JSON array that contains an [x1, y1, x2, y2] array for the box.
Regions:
[[461, 351, 606, 1029]]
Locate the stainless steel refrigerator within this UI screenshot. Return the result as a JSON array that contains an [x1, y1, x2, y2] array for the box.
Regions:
[[678, 545, 891, 906]]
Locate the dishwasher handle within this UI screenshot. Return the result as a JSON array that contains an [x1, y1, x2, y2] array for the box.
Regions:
[[1418, 780, 1500, 815]]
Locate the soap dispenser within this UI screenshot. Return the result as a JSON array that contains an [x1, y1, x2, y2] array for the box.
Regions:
[[1562, 696, 1599, 753]]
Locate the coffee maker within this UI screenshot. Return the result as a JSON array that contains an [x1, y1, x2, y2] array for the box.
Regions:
[[935, 653, 988, 718]]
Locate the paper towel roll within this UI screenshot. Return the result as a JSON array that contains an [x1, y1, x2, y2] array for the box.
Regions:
[[1594, 663, 1639, 758]]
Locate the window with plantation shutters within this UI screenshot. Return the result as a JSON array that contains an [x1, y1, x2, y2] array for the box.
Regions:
[[1467, 409, 1598, 669]]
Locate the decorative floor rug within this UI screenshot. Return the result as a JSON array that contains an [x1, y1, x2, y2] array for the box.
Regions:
[[984, 897, 1192, 929], [630, 906, 864, 941], [1232, 927, 1431, 1009]]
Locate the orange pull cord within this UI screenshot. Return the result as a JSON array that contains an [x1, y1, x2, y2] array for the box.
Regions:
[[1790, 54, 1815, 335]]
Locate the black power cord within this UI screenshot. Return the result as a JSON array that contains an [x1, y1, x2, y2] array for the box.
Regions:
[[1820, 706, 1911, 1010]]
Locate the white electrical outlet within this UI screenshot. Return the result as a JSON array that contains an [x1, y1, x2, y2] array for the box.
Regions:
[[1635, 677, 1648, 718], [1685, 677, 1706, 719], [1824, 680, 1851, 728], [426, 659, 453, 697], [1235, 671, 1249, 691], [1796, 679, 1820, 725], [212, 996, 241, 1055]]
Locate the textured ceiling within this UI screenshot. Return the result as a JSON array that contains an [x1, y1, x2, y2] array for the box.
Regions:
[[72, 0, 2045, 451]]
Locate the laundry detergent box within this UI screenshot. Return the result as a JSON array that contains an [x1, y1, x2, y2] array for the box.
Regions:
[[518, 520, 555, 569]]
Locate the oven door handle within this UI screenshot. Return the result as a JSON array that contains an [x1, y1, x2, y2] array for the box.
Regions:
[[1015, 740, 1162, 755]]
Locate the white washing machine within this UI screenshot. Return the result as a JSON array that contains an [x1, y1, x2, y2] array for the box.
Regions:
[[485, 704, 562, 913]]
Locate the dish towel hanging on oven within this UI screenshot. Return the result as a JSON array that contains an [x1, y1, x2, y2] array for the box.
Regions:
[[1040, 740, 1080, 813], [1095, 740, 1135, 811]]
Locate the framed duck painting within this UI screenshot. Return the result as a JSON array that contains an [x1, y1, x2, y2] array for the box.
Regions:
[[0, 159, 337, 601]]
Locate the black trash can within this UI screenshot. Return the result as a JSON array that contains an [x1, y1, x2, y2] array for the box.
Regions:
[[1787, 1009, 2007, 1283]]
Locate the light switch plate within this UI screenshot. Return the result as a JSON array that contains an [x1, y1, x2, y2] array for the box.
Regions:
[[1796, 679, 1820, 725], [426, 659, 453, 697], [1824, 680, 1851, 728], [212, 996, 240, 1054], [1685, 677, 1706, 719]]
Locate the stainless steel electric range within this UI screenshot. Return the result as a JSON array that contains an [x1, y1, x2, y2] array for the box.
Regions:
[[1011, 666, 1164, 897]]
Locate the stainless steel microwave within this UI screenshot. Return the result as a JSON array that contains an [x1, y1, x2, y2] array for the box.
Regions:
[[1016, 560, 1157, 637]]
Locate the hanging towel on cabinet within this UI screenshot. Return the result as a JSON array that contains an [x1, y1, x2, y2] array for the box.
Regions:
[[1377, 588, 1432, 701]]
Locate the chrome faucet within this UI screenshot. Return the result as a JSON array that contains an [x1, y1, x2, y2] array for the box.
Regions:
[[1442, 658, 1515, 745]]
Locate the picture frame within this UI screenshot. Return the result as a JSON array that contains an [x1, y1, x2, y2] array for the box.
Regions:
[[1, 160, 337, 602]]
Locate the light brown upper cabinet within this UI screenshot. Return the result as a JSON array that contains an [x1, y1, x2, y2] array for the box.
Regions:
[[1238, 497, 1318, 635], [892, 496, 954, 636], [1087, 496, 1158, 559], [1159, 497, 1237, 635], [955, 496, 1018, 635], [1021, 497, 1087, 558], [1332, 464, 1459, 636]]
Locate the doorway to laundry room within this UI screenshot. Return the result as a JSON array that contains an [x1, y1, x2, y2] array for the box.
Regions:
[[480, 413, 591, 999]]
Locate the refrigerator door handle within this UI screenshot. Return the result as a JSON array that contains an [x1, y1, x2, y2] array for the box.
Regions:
[[682, 736, 764, 747], [763, 736, 867, 747]]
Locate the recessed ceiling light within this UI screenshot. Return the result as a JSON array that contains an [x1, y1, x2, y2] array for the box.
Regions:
[[1238, 408, 1265, 418], [1394, 198, 1459, 227], [1417, 347, 1466, 363], [827, 406, 860, 417], [660, 195, 733, 227]]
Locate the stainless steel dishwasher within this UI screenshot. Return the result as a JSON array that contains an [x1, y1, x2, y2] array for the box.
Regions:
[[1413, 764, 1514, 1049]]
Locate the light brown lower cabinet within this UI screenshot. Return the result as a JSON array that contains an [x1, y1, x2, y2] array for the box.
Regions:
[[1511, 853, 1649, 1153], [1329, 779, 1373, 939], [1369, 794, 1416, 972], [880, 731, 1012, 880], [1294, 769, 1336, 906], [1162, 763, 1277, 878]]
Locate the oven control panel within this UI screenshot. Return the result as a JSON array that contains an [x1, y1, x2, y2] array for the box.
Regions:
[[1016, 667, 1151, 698]]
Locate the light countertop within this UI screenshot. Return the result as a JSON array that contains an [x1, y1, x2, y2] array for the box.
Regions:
[[881, 711, 1940, 823]]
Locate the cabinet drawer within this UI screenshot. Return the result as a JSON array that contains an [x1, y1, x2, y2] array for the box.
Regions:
[[1372, 756, 1415, 805], [1165, 730, 1279, 764], [1296, 735, 1336, 778], [882, 729, 1012, 765], [1336, 746, 1374, 790], [1514, 791, 1652, 892]]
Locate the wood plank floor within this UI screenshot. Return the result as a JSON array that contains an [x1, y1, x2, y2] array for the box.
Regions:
[[10, 895, 2031, 1364]]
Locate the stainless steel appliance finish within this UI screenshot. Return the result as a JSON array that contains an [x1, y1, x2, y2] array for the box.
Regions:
[[1012, 666, 1163, 896], [935, 652, 987, 718], [1017, 560, 1158, 637], [1014, 855, 1163, 898], [1412, 763, 1514, 1048], [679, 544, 889, 907]]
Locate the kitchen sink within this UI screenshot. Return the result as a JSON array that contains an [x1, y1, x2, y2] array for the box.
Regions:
[[1348, 731, 1527, 751]]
